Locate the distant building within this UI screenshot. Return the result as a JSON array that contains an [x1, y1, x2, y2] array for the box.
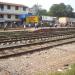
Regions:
[[29, 4, 41, 15], [0, 2, 32, 27], [58, 17, 75, 27], [41, 16, 57, 27]]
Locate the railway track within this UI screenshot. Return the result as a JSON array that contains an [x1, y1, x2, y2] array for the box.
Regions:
[[0, 34, 75, 59], [0, 27, 75, 58]]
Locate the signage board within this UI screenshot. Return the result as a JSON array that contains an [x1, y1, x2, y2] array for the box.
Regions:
[[42, 16, 54, 21], [26, 16, 39, 23]]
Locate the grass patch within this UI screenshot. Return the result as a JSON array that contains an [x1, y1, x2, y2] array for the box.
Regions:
[[36, 64, 75, 75]]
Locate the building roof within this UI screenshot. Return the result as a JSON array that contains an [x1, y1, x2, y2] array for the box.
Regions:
[[0, 12, 22, 15], [0, 2, 28, 7]]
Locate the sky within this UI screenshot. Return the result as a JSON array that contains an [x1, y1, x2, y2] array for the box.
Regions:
[[1, 0, 75, 11]]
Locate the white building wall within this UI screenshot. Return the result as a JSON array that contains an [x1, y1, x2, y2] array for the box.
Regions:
[[59, 17, 75, 24], [0, 5, 27, 14], [4, 14, 19, 21], [4, 14, 7, 20], [59, 17, 69, 24], [0, 3, 30, 22]]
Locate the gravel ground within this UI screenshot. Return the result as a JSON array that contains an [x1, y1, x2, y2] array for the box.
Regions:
[[0, 43, 75, 75]]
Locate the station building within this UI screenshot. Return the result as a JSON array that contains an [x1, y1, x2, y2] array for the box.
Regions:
[[0, 2, 31, 27]]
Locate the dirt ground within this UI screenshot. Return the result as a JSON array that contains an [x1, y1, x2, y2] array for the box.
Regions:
[[0, 43, 75, 75], [0, 27, 50, 32]]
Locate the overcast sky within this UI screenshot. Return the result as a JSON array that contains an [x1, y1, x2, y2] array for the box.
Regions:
[[1, 0, 75, 11]]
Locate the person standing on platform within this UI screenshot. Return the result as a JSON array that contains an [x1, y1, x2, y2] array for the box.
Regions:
[[29, 23, 31, 28], [23, 22, 26, 30], [4, 22, 7, 31], [35, 22, 38, 29]]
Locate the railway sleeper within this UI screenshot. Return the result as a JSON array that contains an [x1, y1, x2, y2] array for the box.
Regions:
[[0, 34, 75, 45]]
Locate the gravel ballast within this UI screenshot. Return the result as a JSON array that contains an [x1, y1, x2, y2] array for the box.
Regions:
[[0, 43, 75, 75]]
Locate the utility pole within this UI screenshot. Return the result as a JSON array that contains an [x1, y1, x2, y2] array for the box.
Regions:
[[36, 3, 42, 28]]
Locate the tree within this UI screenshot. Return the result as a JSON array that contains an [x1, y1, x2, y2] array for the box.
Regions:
[[32, 4, 48, 16], [65, 5, 73, 17], [31, 4, 42, 15], [38, 9, 48, 16], [49, 3, 73, 17]]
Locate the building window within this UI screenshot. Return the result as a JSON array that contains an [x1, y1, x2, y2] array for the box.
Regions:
[[0, 4, 4, 10], [23, 7, 26, 11], [7, 5, 11, 9], [7, 14, 11, 18], [0, 14, 4, 18], [15, 6, 19, 10], [15, 15, 18, 19]]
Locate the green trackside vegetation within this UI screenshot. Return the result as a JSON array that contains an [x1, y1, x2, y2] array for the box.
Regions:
[[36, 64, 75, 75]]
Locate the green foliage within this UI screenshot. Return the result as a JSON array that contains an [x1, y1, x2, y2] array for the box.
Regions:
[[49, 3, 74, 17], [32, 4, 49, 16], [39, 9, 48, 16], [32, 3, 75, 17]]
